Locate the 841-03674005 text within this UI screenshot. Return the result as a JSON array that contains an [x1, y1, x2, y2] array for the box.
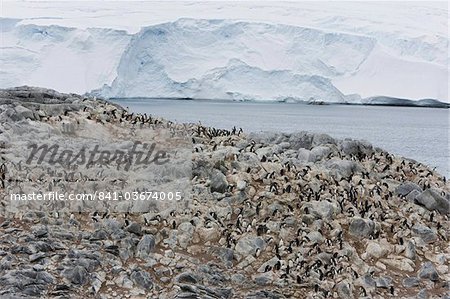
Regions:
[[9, 191, 184, 201]]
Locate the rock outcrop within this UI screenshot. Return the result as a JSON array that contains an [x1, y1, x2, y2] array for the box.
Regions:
[[0, 87, 448, 298]]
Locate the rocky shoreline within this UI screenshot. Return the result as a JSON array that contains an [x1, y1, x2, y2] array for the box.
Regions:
[[0, 87, 449, 298]]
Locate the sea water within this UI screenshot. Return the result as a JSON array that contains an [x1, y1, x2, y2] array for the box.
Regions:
[[111, 99, 449, 176]]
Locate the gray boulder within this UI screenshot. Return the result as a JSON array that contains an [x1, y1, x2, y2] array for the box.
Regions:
[[125, 222, 142, 235], [336, 281, 353, 299], [309, 146, 332, 162], [176, 272, 198, 284], [210, 169, 228, 193], [64, 266, 88, 285], [324, 159, 362, 178], [305, 200, 339, 219], [14, 105, 35, 120], [177, 221, 194, 248], [412, 224, 437, 244], [311, 133, 336, 147], [403, 277, 420, 288], [395, 182, 422, 197], [415, 189, 449, 214], [215, 247, 234, 267], [405, 240, 416, 260], [247, 132, 288, 147], [136, 235, 156, 258], [340, 139, 373, 156], [418, 262, 439, 281], [288, 132, 314, 150], [235, 236, 265, 258], [130, 269, 153, 289], [406, 189, 421, 202], [349, 218, 375, 238], [296, 148, 311, 162], [376, 276, 392, 288], [416, 289, 428, 299], [253, 272, 273, 286]]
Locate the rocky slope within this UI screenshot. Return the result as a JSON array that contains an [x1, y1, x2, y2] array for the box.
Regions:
[[0, 87, 449, 298]]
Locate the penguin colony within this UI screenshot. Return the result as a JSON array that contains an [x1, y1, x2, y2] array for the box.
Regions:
[[0, 87, 448, 299]]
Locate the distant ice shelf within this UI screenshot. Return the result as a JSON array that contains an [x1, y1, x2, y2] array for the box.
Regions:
[[1, 3, 448, 106], [91, 19, 448, 106]]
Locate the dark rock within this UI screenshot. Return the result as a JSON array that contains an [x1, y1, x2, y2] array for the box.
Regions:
[[406, 189, 421, 202], [52, 230, 75, 240], [362, 273, 377, 287], [90, 229, 108, 241], [324, 159, 363, 178], [31, 241, 54, 252], [403, 277, 420, 288], [119, 236, 137, 260], [77, 257, 100, 272], [235, 236, 266, 257], [349, 217, 375, 238], [136, 234, 155, 258], [254, 272, 272, 286], [339, 139, 373, 157], [32, 226, 48, 238], [210, 169, 228, 193], [176, 272, 198, 284], [104, 245, 120, 256], [336, 281, 353, 299], [102, 219, 124, 236], [418, 262, 439, 281], [36, 271, 54, 284], [416, 289, 428, 299], [395, 182, 422, 197], [308, 145, 332, 162], [246, 290, 286, 299], [64, 266, 89, 285], [376, 276, 392, 288], [340, 139, 361, 156], [412, 224, 437, 244], [215, 247, 234, 267], [415, 189, 449, 214], [179, 284, 197, 293], [29, 252, 46, 262], [289, 132, 314, 150], [130, 269, 153, 290], [214, 288, 233, 299], [312, 133, 337, 147], [55, 284, 71, 291], [23, 285, 45, 296], [405, 240, 416, 260], [11, 245, 32, 255], [125, 222, 142, 235]]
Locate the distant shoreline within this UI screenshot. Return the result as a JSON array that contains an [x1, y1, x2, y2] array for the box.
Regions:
[[108, 97, 450, 109]]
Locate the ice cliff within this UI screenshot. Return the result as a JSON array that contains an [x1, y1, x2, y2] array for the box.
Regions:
[[1, 15, 448, 104]]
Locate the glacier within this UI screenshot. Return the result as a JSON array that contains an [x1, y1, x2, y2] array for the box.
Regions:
[[1, 18, 131, 94], [97, 19, 378, 102], [1, 1, 448, 104]]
